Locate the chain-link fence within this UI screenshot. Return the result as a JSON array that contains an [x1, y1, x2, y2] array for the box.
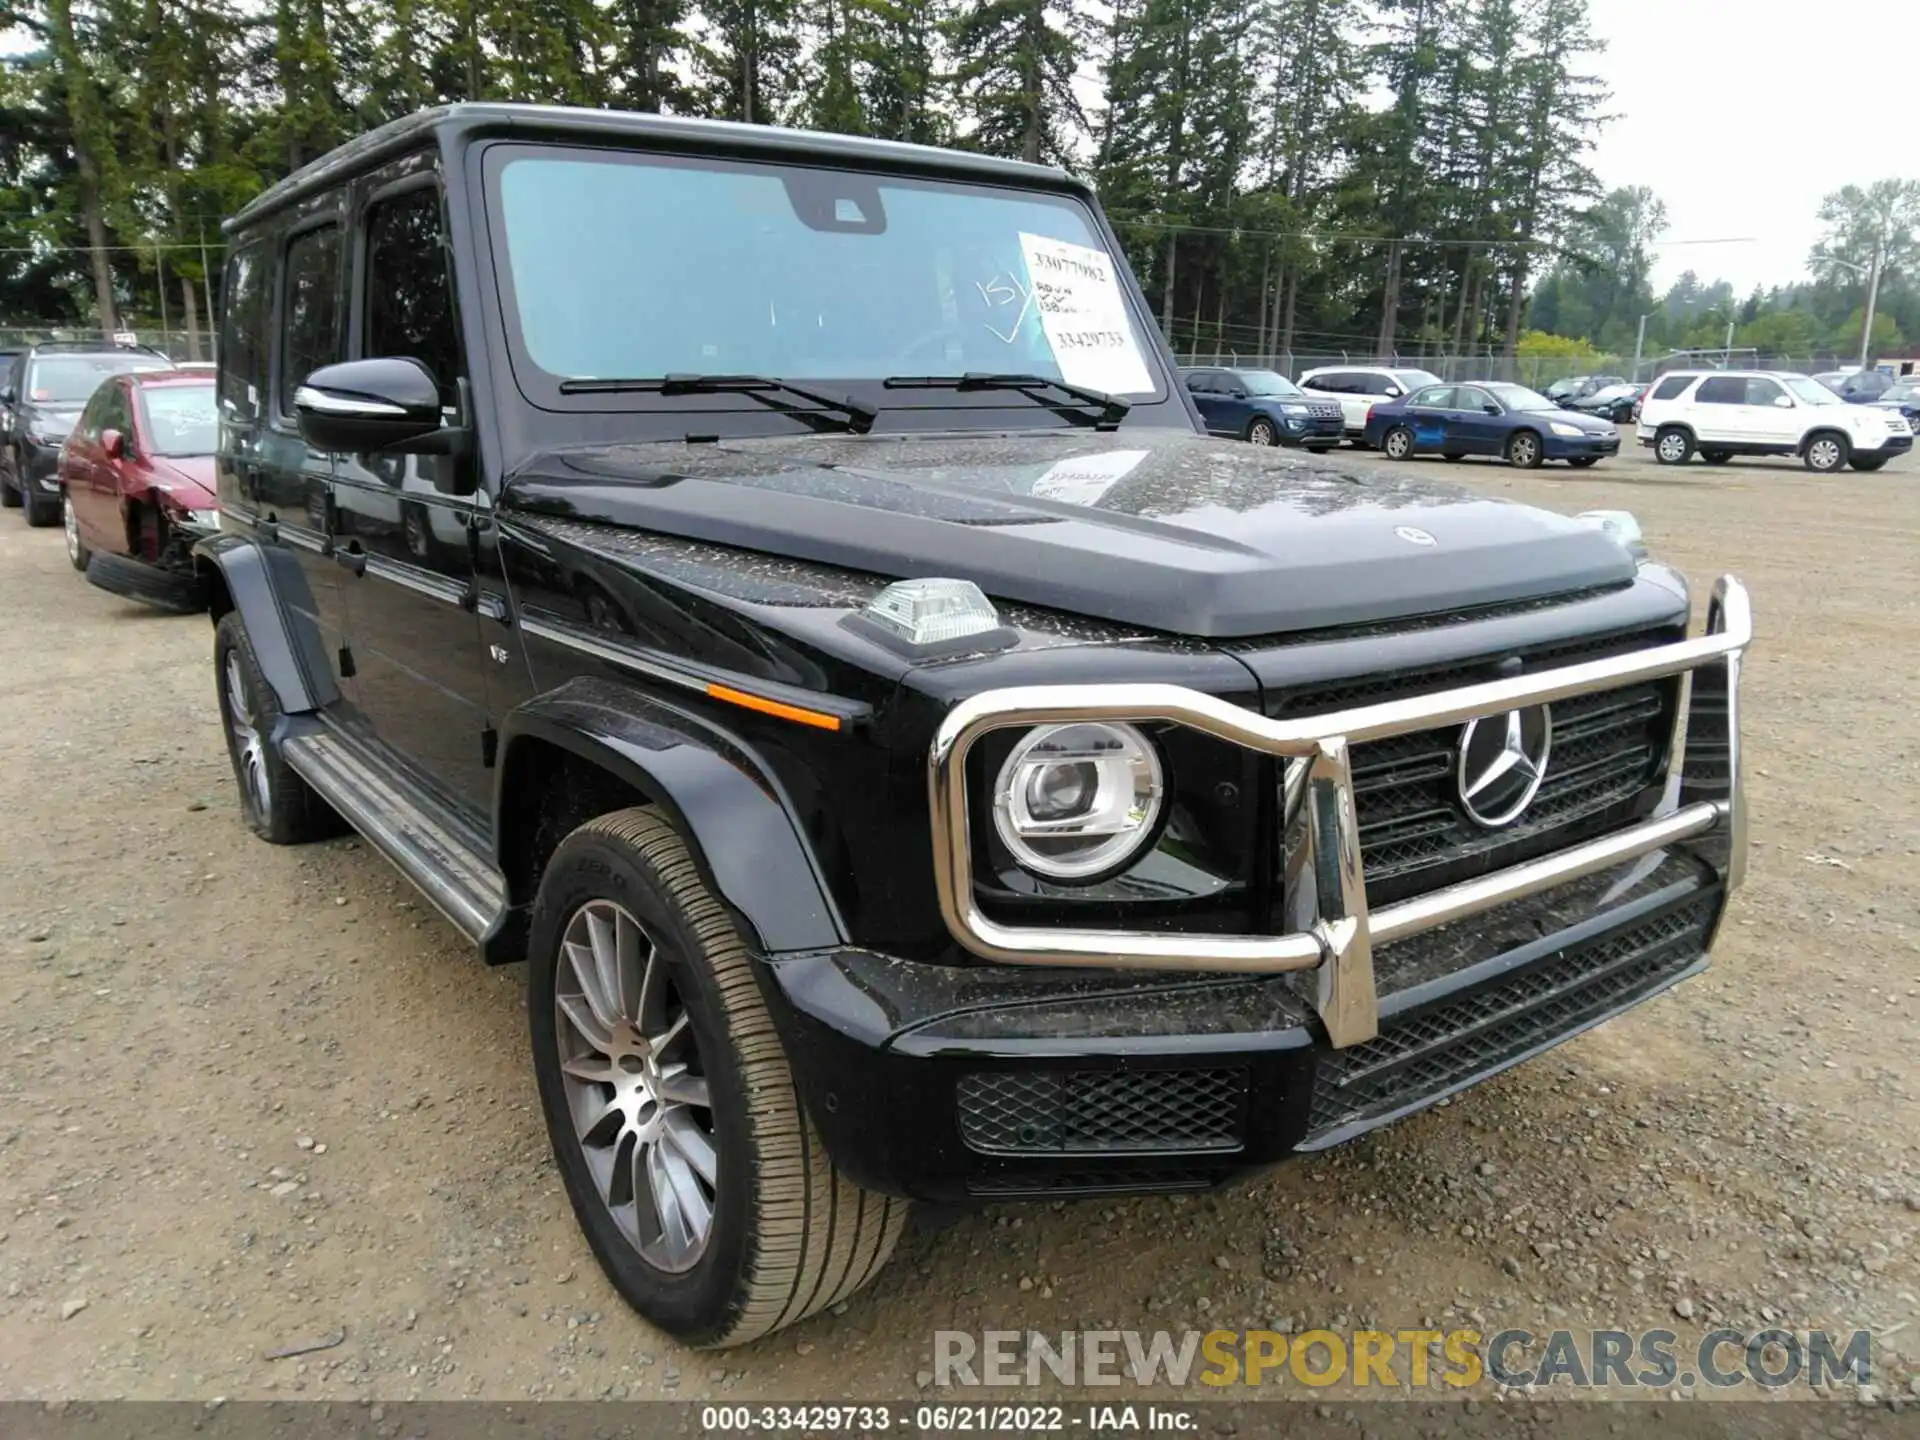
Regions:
[[1168, 346, 1896, 389], [0, 325, 214, 363]]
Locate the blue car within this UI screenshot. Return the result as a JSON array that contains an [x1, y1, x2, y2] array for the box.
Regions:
[[1180, 366, 1345, 450], [1361, 380, 1622, 469], [1867, 377, 1920, 431]]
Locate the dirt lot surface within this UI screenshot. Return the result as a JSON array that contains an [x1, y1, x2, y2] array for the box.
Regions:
[[1, 439, 1916, 1409]]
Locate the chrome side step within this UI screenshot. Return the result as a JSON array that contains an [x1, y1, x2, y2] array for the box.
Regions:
[[280, 724, 506, 943]]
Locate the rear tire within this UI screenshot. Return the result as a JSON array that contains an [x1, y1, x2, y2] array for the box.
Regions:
[[1701, 449, 1732, 465], [1654, 427, 1694, 466], [1382, 426, 1415, 461], [214, 612, 343, 844], [1505, 430, 1544, 469], [1849, 455, 1887, 472], [1803, 433, 1849, 473], [529, 808, 909, 1348], [1566, 457, 1599, 469]]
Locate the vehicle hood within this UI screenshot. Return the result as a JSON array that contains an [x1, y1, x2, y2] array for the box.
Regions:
[[25, 404, 81, 441], [503, 428, 1637, 638], [141, 455, 218, 507]]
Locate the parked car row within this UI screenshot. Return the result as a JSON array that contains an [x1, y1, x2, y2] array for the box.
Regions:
[[1, 340, 220, 608], [1181, 364, 1620, 469]]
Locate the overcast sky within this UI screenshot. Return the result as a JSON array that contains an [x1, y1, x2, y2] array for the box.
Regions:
[[6, 1, 1917, 296], [1585, 0, 1920, 295]]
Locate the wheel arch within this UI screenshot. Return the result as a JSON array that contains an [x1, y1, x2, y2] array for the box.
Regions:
[[491, 677, 847, 966], [1798, 425, 1850, 456], [190, 534, 338, 715]]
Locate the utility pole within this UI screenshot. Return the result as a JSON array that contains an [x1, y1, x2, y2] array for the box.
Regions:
[[155, 238, 169, 338], [199, 223, 216, 359], [1723, 320, 1734, 369], [1858, 241, 1884, 373], [1632, 313, 1649, 382]]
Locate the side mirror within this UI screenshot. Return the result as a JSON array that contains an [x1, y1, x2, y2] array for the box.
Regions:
[[1226, 387, 1247, 399], [1383, 386, 1402, 398], [102, 428, 126, 460], [294, 357, 447, 455], [1772, 395, 1793, 408], [1483, 403, 1501, 416]]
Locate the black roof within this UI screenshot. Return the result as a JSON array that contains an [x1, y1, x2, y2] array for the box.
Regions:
[[228, 103, 1077, 234]]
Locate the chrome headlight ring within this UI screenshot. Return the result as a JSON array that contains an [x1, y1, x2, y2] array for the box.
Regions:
[[990, 721, 1165, 882]]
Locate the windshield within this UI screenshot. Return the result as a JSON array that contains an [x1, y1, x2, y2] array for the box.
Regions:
[[1395, 369, 1442, 391], [27, 354, 171, 404], [1885, 382, 1918, 402], [140, 381, 217, 456], [490, 149, 1162, 404], [1590, 385, 1633, 400], [1485, 382, 1556, 412], [1785, 376, 1842, 406], [1238, 370, 1303, 398]]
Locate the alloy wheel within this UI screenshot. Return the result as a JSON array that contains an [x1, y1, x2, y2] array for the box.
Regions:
[[1657, 433, 1687, 463], [1249, 419, 1277, 446], [223, 652, 271, 819], [1384, 429, 1412, 460], [62, 495, 81, 566], [554, 899, 717, 1274], [1510, 434, 1538, 467]]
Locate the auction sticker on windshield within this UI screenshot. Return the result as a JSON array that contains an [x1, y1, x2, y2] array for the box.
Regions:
[[1018, 233, 1155, 397]]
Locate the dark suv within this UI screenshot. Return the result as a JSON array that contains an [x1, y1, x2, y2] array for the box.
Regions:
[[197, 104, 1752, 1349], [2, 341, 174, 524]]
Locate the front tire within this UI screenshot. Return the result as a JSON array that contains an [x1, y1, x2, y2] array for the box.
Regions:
[[1381, 426, 1415, 461], [214, 612, 342, 843], [21, 478, 58, 527], [63, 492, 89, 571], [1804, 433, 1849, 473], [1654, 427, 1694, 466], [529, 808, 908, 1348], [1505, 430, 1544, 469], [1246, 417, 1279, 447]]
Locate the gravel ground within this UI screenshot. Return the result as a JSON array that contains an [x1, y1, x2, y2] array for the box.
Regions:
[[0, 441, 1915, 1407]]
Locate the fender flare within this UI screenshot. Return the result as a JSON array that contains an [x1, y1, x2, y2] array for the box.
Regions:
[[494, 676, 847, 957], [191, 533, 339, 715]]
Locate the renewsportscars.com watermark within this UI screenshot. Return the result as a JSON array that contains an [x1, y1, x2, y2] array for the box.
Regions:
[[932, 1327, 1875, 1392]]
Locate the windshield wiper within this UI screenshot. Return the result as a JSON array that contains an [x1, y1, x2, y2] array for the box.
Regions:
[[883, 372, 1130, 429], [555, 373, 877, 434]]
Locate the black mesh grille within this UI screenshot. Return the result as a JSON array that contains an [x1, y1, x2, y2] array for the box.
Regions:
[[957, 1069, 1247, 1155], [966, 1168, 1215, 1197], [1308, 896, 1716, 1136]]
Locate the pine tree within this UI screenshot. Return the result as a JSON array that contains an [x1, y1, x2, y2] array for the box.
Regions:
[[696, 0, 802, 124], [945, 0, 1092, 164]]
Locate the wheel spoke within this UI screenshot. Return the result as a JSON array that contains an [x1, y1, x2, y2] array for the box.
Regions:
[[582, 908, 627, 1026], [559, 1052, 619, 1084], [654, 1068, 709, 1109], [613, 908, 648, 1021], [661, 1107, 718, 1185], [571, 1087, 624, 1146], [651, 1010, 691, 1058], [556, 988, 613, 1052], [649, 1139, 712, 1265]]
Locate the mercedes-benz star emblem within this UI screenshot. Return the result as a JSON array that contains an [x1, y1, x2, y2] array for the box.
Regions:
[[1394, 525, 1437, 546], [1457, 705, 1553, 828]]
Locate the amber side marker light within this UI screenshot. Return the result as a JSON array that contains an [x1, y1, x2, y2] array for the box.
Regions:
[[706, 683, 844, 731]]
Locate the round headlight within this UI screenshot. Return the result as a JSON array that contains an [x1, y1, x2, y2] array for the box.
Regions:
[[991, 722, 1163, 881]]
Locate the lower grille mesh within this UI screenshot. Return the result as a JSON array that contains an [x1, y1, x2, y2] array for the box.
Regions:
[[1308, 896, 1716, 1136], [957, 1068, 1247, 1155]]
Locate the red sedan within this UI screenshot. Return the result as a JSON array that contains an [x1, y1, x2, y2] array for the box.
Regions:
[[59, 370, 218, 610]]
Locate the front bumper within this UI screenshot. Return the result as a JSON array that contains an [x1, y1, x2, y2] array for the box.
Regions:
[[1858, 432, 1913, 457], [21, 440, 62, 489], [762, 578, 1750, 1200], [765, 852, 1723, 1201], [1281, 408, 1346, 446], [1543, 430, 1622, 459]]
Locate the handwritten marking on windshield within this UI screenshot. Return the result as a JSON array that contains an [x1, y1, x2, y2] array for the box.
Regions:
[[976, 272, 1035, 344]]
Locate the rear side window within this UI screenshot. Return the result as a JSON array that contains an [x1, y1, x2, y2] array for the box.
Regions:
[[279, 224, 342, 416], [1307, 372, 1349, 393], [1409, 385, 1454, 408], [1651, 375, 1692, 401], [219, 242, 270, 422], [362, 187, 461, 400], [1696, 377, 1746, 405]]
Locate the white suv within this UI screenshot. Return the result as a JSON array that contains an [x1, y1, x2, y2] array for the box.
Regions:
[[1298, 365, 1443, 441], [1637, 370, 1914, 473]]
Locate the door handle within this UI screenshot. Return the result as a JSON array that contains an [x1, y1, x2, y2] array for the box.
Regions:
[[334, 544, 366, 577]]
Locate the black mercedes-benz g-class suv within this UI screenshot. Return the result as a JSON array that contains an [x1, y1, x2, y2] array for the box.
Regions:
[[197, 104, 1751, 1349]]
